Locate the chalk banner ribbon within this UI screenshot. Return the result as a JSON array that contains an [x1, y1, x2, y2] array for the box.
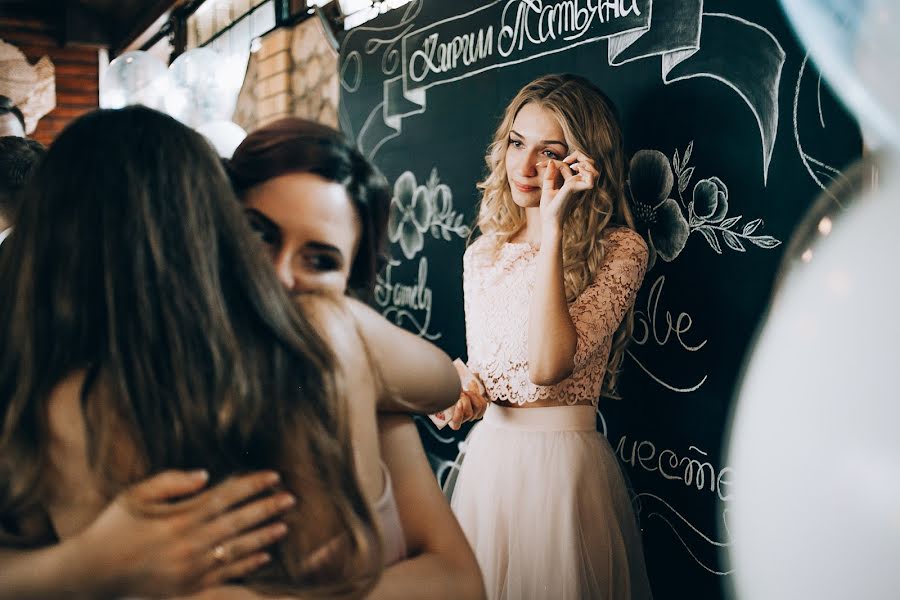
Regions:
[[369, 0, 784, 180]]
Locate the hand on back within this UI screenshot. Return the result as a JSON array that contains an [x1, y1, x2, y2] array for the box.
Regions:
[[78, 470, 294, 598]]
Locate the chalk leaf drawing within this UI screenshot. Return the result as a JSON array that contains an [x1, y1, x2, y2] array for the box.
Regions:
[[627, 143, 782, 265], [388, 168, 470, 259]]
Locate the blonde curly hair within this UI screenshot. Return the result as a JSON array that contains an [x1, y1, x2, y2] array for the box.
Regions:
[[475, 73, 638, 397]]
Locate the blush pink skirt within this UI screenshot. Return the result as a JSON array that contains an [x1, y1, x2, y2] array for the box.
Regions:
[[446, 403, 653, 600]]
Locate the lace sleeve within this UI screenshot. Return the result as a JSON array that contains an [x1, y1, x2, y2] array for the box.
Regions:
[[570, 228, 649, 369]]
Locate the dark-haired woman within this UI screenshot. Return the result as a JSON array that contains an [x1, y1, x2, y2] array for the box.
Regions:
[[0, 106, 466, 599], [215, 117, 485, 600]]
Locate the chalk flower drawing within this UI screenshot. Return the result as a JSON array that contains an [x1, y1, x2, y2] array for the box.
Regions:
[[388, 168, 470, 259], [389, 171, 429, 259], [627, 143, 782, 263], [627, 149, 689, 265], [692, 176, 728, 223]]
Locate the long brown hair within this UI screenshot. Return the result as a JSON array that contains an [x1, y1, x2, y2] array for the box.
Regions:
[[0, 106, 381, 596], [476, 73, 637, 396]]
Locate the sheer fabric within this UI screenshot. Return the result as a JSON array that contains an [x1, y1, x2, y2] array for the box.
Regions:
[[450, 226, 654, 599]]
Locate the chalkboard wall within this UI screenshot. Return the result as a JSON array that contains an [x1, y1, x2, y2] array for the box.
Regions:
[[339, 1, 861, 597]]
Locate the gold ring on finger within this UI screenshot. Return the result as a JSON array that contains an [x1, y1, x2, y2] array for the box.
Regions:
[[212, 543, 229, 564]]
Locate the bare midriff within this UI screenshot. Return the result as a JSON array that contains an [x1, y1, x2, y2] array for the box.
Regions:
[[493, 397, 595, 408]]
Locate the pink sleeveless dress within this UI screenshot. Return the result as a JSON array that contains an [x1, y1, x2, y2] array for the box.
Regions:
[[374, 461, 407, 566]]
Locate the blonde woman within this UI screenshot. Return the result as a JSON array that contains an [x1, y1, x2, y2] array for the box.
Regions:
[[447, 74, 654, 599]]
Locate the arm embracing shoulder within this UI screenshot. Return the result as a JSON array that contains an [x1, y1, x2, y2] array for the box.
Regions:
[[345, 298, 460, 414]]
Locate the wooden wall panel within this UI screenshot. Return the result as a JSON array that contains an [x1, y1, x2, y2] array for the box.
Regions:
[[1, 12, 99, 146]]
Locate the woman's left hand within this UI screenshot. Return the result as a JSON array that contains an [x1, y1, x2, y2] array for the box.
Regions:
[[538, 151, 599, 228], [448, 372, 490, 430], [77, 470, 293, 598]]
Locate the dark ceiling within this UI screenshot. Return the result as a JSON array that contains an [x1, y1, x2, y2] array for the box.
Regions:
[[0, 0, 187, 53]]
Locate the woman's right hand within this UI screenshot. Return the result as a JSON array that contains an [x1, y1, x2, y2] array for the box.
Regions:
[[537, 152, 599, 229], [76, 469, 295, 598]]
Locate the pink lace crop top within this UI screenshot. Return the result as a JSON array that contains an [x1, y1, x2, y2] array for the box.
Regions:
[[463, 227, 648, 406]]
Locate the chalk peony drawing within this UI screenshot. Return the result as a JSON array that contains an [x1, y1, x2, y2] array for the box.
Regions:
[[627, 142, 781, 266]]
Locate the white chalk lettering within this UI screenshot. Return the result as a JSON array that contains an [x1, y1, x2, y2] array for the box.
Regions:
[[633, 275, 707, 351], [614, 435, 732, 502], [375, 257, 440, 340], [499, 0, 642, 56], [409, 27, 494, 82]]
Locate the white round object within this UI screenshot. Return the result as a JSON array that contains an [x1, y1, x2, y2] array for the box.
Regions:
[[100, 51, 171, 112], [168, 48, 235, 127], [727, 151, 900, 599], [196, 120, 247, 158]]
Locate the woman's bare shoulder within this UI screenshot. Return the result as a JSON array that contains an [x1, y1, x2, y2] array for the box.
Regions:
[[295, 293, 377, 402]]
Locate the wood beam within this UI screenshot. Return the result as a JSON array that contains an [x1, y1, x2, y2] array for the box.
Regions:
[[113, 0, 183, 56]]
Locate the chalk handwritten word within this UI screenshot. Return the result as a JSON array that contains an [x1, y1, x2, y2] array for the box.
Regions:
[[409, 28, 494, 82], [375, 257, 440, 340], [406, 0, 645, 83], [499, 0, 643, 56], [627, 275, 708, 393], [633, 275, 707, 352], [615, 436, 733, 503]]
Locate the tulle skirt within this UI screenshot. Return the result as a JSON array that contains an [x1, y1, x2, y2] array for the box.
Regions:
[[446, 404, 653, 600]]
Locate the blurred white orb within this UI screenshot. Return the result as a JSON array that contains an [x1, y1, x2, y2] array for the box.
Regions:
[[727, 151, 900, 599], [168, 48, 236, 128], [196, 120, 247, 158], [100, 51, 171, 112], [780, 0, 900, 147]]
